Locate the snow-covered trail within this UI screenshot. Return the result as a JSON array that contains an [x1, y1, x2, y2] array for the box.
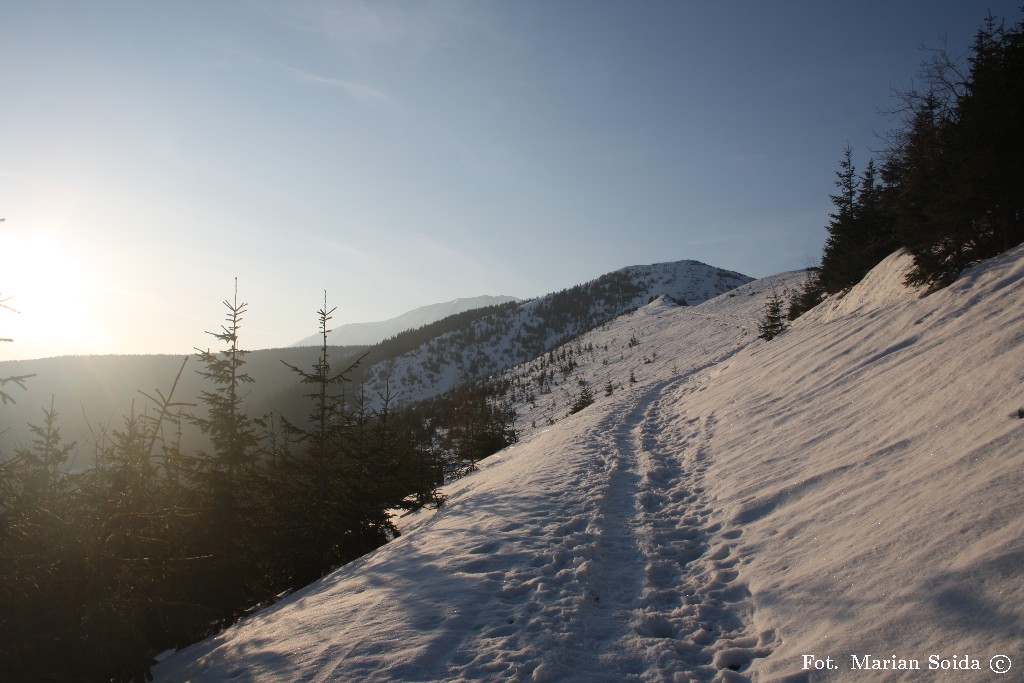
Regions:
[[153, 374, 772, 682], [481, 376, 774, 681]]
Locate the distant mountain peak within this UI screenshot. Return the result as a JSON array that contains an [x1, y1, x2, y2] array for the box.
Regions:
[[290, 295, 523, 347]]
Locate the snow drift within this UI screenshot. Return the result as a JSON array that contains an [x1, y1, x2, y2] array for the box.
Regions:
[[153, 247, 1024, 682]]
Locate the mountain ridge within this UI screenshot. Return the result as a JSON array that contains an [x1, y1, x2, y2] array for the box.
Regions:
[[0, 258, 750, 455], [289, 295, 523, 347], [357, 259, 752, 407]]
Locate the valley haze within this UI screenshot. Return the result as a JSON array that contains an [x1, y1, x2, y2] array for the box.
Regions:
[[290, 295, 523, 347], [0, 259, 749, 453]]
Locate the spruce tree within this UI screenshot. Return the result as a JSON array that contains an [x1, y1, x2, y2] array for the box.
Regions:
[[188, 280, 266, 626], [192, 279, 259, 483], [278, 293, 367, 583], [11, 397, 75, 503], [818, 146, 899, 294], [758, 290, 786, 341], [570, 385, 595, 414], [818, 146, 858, 294], [441, 382, 518, 472], [787, 269, 824, 321]]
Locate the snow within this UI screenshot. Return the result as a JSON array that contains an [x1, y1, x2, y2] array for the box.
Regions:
[[807, 249, 922, 323], [153, 246, 1024, 682], [360, 260, 752, 409]]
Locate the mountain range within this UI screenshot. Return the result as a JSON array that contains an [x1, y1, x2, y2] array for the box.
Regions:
[[289, 295, 522, 347], [0, 259, 749, 455]]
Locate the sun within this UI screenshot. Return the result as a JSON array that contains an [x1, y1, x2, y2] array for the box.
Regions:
[[1, 228, 105, 359]]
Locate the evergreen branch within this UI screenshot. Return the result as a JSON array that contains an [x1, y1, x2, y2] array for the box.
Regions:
[[138, 356, 192, 459], [1, 373, 36, 404]]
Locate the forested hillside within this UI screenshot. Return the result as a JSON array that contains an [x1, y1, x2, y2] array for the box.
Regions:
[[356, 260, 750, 407], [789, 11, 1023, 318]]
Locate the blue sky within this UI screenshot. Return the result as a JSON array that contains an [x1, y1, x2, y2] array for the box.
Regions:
[[1, 0, 1018, 359]]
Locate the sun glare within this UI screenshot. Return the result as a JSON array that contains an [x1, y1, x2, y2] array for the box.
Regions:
[[1, 230, 105, 359]]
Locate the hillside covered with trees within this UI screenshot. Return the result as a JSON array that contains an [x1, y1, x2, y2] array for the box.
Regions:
[[0, 261, 739, 682], [0, 286, 449, 682], [789, 11, 1023, 318]]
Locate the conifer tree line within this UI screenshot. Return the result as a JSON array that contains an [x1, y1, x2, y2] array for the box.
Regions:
[[789, 11, 1023, 319], [0, 282, 522, 682]]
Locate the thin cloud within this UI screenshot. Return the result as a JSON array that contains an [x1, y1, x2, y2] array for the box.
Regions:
[[257, 0, 497, 62], [282, 66, 394, 107], [218, 47, 394, 108], [312, 235, 379, 265]]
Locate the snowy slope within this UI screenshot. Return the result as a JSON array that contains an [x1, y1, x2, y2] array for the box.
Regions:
[[153, 247, 1023, 682], [362, 260, 751, 407], [290, 296, 521, 347]]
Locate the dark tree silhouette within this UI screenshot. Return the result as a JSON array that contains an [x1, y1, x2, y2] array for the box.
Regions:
[[758, 290, 786, 341]]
